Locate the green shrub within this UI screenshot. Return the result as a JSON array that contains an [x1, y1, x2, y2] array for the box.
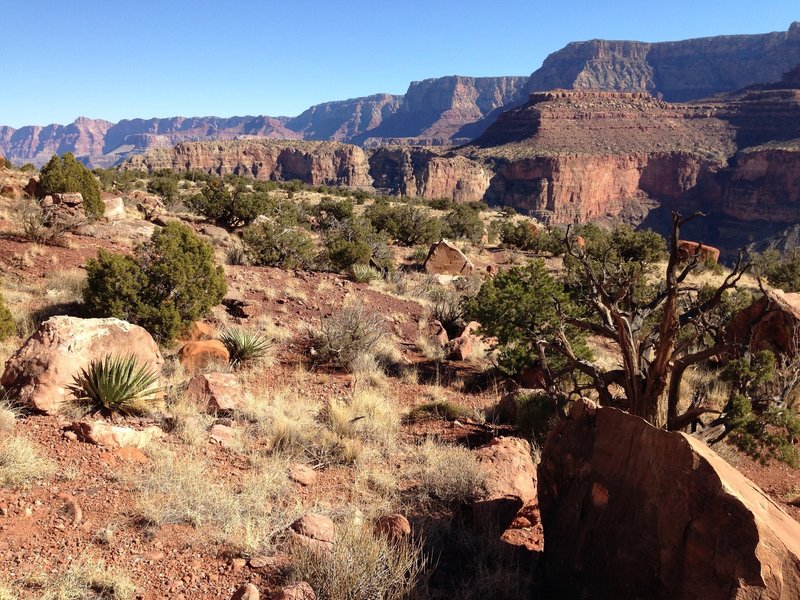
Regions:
[[364, 202, 442, 246], [188, 177, 272, 228], [443, 204, 485, 243], [407, 401, 473, 423], [323, 216, 392, 273], [147, 173, 180, 203], [70, 354, 160, 417], [242, 220, 315, 269], [84, 222, 226, 342], [0, 292, 15, 341], [317, 197, 354, 227], [220, 328, 272, 366], [38, 153, 104, 219]]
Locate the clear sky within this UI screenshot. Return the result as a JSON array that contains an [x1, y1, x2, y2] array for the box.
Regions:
[[2, 0, 797, 127]]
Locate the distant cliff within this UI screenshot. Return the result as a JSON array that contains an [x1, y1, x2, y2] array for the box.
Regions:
[[525, 22, 800, 101]]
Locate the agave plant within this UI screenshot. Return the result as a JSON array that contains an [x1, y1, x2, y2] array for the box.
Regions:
[[220, 327, 272, 366], [70, 354, 160, 417]]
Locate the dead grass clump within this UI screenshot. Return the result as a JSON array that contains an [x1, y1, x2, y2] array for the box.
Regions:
[[415, 440, 485, 506], [407, 401, 474, 423], [326, 389, 399, 448], [24, 558, 135, 600], [0, 434, 56, 489], [290, 521, 429, 600], [133, 448, 298, 554], [0, 399, 17, 433]]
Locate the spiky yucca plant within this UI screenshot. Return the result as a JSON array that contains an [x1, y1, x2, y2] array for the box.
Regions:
[[70, 354, 160, 417], [220, 328, 272, 366]]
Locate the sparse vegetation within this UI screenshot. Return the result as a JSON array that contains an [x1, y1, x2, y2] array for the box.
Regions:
[[0, 292, 15, 341], [415, 440, 485, 506], [29, 558, 136, 600]]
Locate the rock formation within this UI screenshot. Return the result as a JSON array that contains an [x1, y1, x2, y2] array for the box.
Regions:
[[538, 400, 800, 599], [286, 94, 402, 141]]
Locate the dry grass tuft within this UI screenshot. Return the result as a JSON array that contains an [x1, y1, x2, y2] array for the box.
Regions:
[[0, 400, 17, 433], [0, 434, 55, 489], [414, 440, 485, 506], [326, 389, 399, 449], [23, 557, 135, 600], [290, 521, 429, 600]]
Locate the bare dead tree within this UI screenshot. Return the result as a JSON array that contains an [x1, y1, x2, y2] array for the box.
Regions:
[[542, 212, 750, 429]]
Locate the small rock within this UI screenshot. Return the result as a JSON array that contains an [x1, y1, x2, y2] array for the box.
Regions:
[[288, 464, 317, 486], [373, 514, 411, 543], [276, 582, 316, 600], [209, 424, 237, 447], [186, 372, 244, 413], [231, 558, 247, 571], [178, 340, 230, 373], [230, 583, 259, 600], [72, 421, 164, 449]]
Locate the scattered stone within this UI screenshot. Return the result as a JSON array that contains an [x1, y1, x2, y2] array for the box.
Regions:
[[72, 421, 164, 449], [423, 239, 475, 276], [473, 436, 537, 532], [538, 399, 800, 599], [186, 372, 244, 413], [114, 447, 149, 463], [288, 464, 317, 486], [178, 340, 230, 373], [448, 321, 482, 361], [1, 316, 163, 414], [230, 583, 259, 600], [373, 514, 411, 543], [56, 492, 82, 527]]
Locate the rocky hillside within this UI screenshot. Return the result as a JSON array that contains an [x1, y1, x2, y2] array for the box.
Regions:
[[525, 22, 800, 101]]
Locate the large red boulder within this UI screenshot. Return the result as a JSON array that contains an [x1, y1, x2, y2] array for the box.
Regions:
[[727, 289, 800, 356], [677, 240, 721, 264], [473, 436, 537, 532], [1, 317, 163, 414], [538, 400, 800, 599], [423, 239, 475, 276]]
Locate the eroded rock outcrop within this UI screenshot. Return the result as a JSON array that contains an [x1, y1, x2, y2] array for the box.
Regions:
[[538, 400, 800, 599], [1, 317, 163, 414]]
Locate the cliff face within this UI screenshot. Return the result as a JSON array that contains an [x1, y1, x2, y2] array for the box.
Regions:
[[356, 76, 527, 144], [123, 140, 491, 202], [124, 139, 372, 188], [285, 94, 402, 141], [525, 22, 800, 101]]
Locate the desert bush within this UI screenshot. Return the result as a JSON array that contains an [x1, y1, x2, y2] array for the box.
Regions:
[[38, 152, 104, 219], [0, 292, 15, 341], [188, 177, 273, 228], [69, 354, 160, 417], [415, 440, 485, 506], [220, 327, 272, 366], [290, 521, 428, 600], [350, 264, 381, 283], [0, 434, 55, 489], [431, 291, 465, 338], [323, 216, 391, 272], [312, 304, 387, 370], [364, 202, 442, 246], [316, 197, 355, 227], [84, 221, 227, 343], [443, 204, 485, 244], [147, 173, 180, 203], [753, 248, 800, 292], [13, 197, 83, 245], [487, 390, 559, 446], [242, 219, 315, 269]]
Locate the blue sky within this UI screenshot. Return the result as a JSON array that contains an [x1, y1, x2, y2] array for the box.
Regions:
[[2, 1, 797, 127]]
